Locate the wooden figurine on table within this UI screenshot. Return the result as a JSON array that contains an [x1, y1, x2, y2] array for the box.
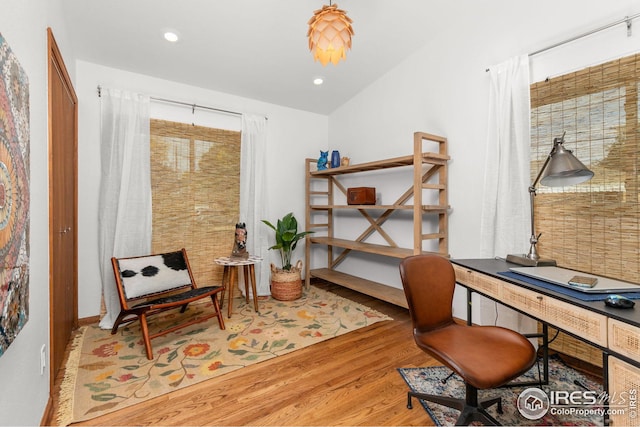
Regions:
[[231, 222, 249, 259]]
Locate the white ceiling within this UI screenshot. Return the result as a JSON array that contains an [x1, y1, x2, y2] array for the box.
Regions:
[[60, 0, 477, 115]]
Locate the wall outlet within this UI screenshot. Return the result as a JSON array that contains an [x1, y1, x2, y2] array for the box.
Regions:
[[40, 344, 46, 375]]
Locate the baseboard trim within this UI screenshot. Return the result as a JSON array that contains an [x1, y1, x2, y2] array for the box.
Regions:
[[79, 315, 100, 326]]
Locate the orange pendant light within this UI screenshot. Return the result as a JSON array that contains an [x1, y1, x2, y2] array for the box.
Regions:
[[307, 3, 354, 66]]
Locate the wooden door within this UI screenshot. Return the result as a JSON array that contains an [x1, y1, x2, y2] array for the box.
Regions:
[[47, 28, 78, 385]]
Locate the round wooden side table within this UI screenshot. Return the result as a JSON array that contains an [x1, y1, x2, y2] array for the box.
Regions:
[[214, 255, 263, 318]]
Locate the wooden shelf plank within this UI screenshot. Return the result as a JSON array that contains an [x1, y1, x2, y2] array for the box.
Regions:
[[311, 204, 414, 210], [309, 236, 446, 258], [310, 268, 408, 308], [309, 204, 449, 211], [309, 152, 450, 177], [309, 237, 415, 258]]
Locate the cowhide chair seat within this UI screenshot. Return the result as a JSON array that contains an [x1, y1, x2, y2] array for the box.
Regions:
[[111, 248, 225, 359]]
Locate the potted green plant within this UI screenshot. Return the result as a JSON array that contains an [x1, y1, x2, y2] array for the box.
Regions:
[[262, 212, 314, 300]]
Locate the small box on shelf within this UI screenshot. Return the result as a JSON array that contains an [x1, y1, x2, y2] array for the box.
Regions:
[[347, 187, 376, 205]]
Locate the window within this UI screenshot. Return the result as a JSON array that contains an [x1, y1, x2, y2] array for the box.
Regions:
[[150, 119, 241, 285], [531, 53, 639, 282]]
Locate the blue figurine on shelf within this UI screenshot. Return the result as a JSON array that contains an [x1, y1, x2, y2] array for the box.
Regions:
[[317, 150, 328, 170]]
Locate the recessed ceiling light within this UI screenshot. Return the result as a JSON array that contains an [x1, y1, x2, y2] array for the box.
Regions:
[[164, 31, 179, 42], [313, 77, 324, 85]]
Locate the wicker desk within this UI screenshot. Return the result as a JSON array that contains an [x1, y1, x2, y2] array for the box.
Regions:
[[215, 255, 262, 318], [452, 258, 640, 426]]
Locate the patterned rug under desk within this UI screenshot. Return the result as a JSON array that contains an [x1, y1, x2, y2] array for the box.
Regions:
[[398, 355, 605, 426]]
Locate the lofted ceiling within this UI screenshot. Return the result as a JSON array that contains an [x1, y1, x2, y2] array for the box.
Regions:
[[60, 0, 480, 115]]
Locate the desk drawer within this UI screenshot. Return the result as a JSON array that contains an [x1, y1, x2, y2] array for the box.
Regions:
[[453, 265, 501, 299], [502, 285, 607, 347], [608, 357, 640, 426], [609, 318, 640, 361]]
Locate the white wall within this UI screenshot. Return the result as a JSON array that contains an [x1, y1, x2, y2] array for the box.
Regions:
[[0, 0, 73, 424], [325, 0, 640, 320], [1, 1, 639, 424], [75, 61, 328, 318]]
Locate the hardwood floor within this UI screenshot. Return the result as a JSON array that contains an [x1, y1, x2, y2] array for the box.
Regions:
[[50, 281, 438, 426]]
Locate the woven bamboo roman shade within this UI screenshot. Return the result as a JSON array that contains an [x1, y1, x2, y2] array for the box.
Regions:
[[531, 53, 640, 283], [150, 119, 241, 286], [531, 53, 640, 367]]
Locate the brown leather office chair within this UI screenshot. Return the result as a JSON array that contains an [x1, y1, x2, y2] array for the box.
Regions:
[[399, 254, 537, 425]]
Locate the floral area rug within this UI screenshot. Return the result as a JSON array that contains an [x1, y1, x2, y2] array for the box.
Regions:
[[57, 285, 391, 425], [398, 355, 604, 426]]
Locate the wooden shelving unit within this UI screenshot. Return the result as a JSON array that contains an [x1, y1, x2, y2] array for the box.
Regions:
[[304, 132, 450, 308]]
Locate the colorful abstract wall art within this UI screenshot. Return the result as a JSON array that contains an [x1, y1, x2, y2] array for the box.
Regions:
[[0, 33, 30, 357]]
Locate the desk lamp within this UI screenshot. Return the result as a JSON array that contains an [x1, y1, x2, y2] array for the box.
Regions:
[[506, 132, 594, 266]]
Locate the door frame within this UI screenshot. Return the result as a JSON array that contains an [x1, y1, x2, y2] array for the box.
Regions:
[[47, 27, 78, 389]]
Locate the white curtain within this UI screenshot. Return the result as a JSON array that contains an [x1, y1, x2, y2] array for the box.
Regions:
[[479, 55, 536, 333], [240, 114, 270, 296], [480, 55, 531, 258], [98, 88, 152, 329]]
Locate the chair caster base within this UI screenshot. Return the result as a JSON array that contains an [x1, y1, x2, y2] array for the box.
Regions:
[[406, 389, 503, 426]]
